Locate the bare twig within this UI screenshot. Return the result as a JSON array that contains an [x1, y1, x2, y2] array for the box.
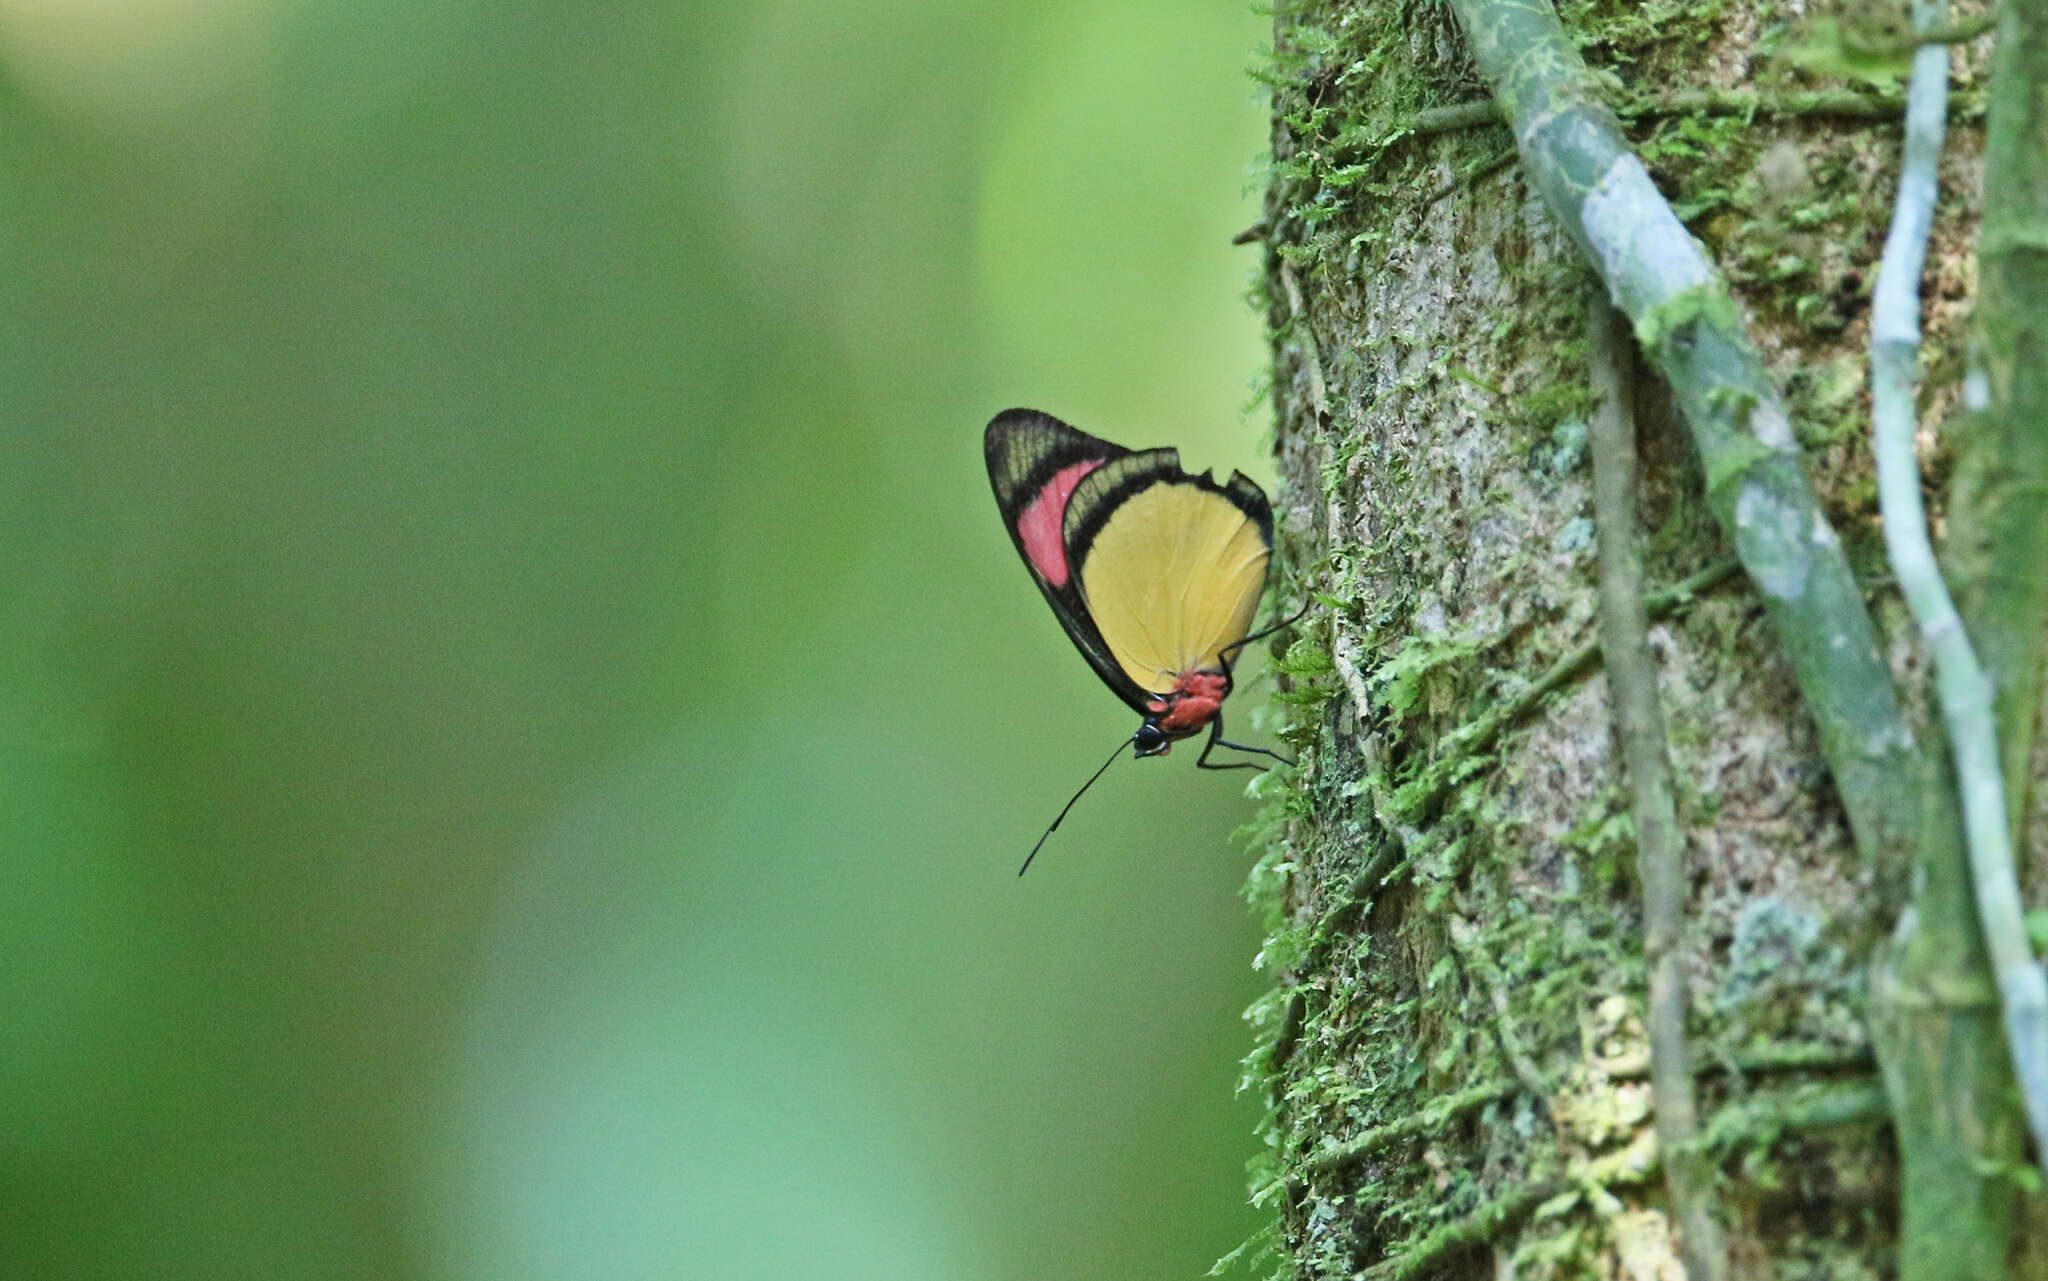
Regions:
[[1587, 295, 1726, 1281]]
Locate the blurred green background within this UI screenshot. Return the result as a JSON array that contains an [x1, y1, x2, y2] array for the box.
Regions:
[[0, 2, 1279, 1277]]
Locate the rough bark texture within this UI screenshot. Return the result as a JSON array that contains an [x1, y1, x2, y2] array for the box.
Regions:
[[1240, 2, 2047, 1277], [1949, 0, 2048, 886]]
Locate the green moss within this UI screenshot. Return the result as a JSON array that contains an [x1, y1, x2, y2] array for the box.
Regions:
[[1239, 0, 1935, 1275], [1376, 632, 1485, 718], [1635, 283, 1744, 352], [1559, 0, 1742, 63], [1264, 0, 1498, 274], [1516, 370, 1601, 436]]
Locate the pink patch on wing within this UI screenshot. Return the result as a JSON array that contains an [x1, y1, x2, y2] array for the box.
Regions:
[[1017, 459, 1103, 588]]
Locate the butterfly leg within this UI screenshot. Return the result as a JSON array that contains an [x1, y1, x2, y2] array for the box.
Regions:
[[1219, 602, 1311, 665], [1195, 714, 1294, 771]]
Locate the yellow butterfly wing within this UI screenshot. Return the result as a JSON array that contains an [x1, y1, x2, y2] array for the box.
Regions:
[[1066, 463, 1272, 695]]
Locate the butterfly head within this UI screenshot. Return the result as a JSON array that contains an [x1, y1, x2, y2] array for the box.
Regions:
[[1132, 722, 1173, 757]]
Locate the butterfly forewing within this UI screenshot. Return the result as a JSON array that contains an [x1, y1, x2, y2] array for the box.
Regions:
[[984, 410, 1153, 712], [985, 409, 1125, 515]]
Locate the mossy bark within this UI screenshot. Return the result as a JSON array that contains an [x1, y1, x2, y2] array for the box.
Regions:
[[1946, 0, 2048, 846], [1244, 1, 2046, 1277]]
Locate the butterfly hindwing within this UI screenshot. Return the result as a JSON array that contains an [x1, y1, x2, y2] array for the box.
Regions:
[[1066, 460, 1273, 697]]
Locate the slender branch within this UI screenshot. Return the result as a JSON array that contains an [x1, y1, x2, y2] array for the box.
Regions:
[[1870, 0, 2048, 1168], [1444, 0, 1926, 885], [1410, 99, 1510, 135], [1305, 1043, 1876, 1181], [1358, 1081, 1892, 1280], [1300, 1079, 1518, 1177], [1618, 1039, 1875, 1081], [1693, 1080, 1892, 1152], [1587, 296, 1725, 1281], [1389, 558, 1740, 824], [1363, 1179, 1568, 1281], [1407, 86, 1986, 139]]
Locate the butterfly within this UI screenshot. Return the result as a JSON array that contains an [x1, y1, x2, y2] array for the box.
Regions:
[[984, 408, 1294, 872]]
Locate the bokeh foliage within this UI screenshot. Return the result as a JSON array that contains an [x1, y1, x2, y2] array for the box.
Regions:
[[0, 2, 1276, 1278]]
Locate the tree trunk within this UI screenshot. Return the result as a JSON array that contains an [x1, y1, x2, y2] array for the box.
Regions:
[[1242, 1, 2047, 1277]]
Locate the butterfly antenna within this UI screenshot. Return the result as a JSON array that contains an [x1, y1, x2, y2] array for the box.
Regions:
[[1018, 735, 1130, 876], [1221, 602, 1310, 665]]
